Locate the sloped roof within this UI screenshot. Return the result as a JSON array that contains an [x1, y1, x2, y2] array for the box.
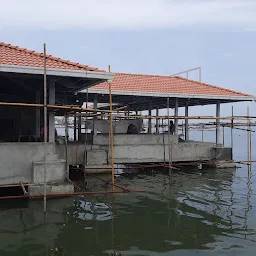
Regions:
[[91, 73, 252, 98], [0, 42, 104, 72]]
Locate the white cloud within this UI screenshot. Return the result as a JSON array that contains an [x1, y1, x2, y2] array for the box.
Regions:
[[1, 0, 256, 30]]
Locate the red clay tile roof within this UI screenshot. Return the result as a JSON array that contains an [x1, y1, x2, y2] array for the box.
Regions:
[[0, 42, 104, 72], [93, 72, 252, 98]]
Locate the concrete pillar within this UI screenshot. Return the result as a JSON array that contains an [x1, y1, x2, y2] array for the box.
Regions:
[[148, 102, 152, 134], [93, 95, 98, 135], [156, 108, 159, 134], [216, 100, 221, 145], [185, 99, 189, 140], [48, 80, 55, 143], [35, 90, 41, 139], [174, 98, 179, 135]]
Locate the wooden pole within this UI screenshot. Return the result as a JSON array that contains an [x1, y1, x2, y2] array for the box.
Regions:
[[108, 65, 115, 191], [43, 43, 47, 213]]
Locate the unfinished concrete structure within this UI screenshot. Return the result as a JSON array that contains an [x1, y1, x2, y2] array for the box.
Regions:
[[0, 42, 114, 195], [0, 41, 255, 197], [74, 72, 255, 171]]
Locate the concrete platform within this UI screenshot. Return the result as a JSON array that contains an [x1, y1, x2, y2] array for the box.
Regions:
[[28, 184, 74, 197]]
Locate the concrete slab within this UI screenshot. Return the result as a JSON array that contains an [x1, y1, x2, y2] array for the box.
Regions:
[[32, 159, 66, 184], [28, 184, 74, 197]]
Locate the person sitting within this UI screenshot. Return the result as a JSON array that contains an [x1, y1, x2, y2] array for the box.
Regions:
[[127, 124, 138, 134], [169, 120, 175, 135]]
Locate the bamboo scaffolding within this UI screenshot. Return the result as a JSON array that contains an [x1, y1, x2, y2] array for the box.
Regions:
[[0, 102, 114, 114], [110, 114, 256, 120]]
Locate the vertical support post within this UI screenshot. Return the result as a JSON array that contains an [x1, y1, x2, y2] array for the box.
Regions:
[[48, 80, 55, 147], [65, 113, 69, 180], [216, 100, 221, 145], [222, 124, 225, 147], [108, 81, 115, 191], [156, 108, 159, 134], [74, 115, 77, 141], [201, 125, 204, 142], [108, 64, 115, 191], [35, 90, 41, 139], [93, 95, 98, 136], [247, 105, 251, 176], [78, 116, 82, 141], [174, 98, 179, 135], [43, 43, 47, 213], [231, 105, 234, 159], [167, 96, 172, 178], [185, 99, 189, 140], [148, 101, 152, 134]]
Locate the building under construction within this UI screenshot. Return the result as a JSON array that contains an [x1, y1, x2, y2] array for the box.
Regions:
[[0, 42, 255, 198]]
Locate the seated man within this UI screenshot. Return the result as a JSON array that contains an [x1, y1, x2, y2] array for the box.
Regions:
[[127, 124, 138, 134], [169, 120, 175, 135]]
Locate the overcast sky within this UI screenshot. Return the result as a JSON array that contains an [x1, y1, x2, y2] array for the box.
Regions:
[[1, 0, 256, 116]]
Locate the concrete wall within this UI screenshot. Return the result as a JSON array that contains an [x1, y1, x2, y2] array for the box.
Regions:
[[109, 142, 214, 163], [55, 135, 232, 167], [0, 142, 56, 185], [94, 134, 179, 146], [86, 119, 143, 134]]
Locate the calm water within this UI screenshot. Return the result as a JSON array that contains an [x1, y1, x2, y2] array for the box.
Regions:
[[0, 128, 255, 255]]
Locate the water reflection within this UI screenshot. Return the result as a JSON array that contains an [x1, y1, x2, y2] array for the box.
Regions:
[[0, 166, 255, 255]]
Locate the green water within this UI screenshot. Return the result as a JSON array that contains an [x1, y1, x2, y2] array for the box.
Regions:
[[0, 166, 255, 256]]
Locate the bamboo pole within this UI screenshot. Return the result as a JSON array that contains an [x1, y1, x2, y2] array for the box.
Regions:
[[43, 43, 47, 213], [0, 101, 116, 114], [112, 114, 256, 120], [108, 65, 115, 192]]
